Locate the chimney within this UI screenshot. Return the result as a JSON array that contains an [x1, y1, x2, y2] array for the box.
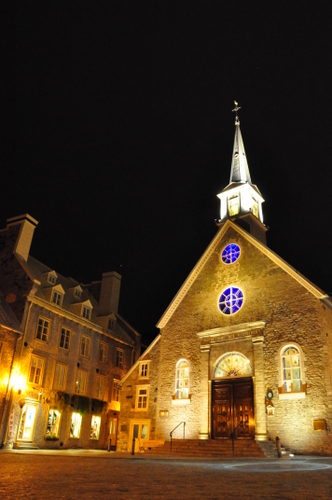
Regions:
[[7, 214, 38, 262], [99, 271, 121, 315]]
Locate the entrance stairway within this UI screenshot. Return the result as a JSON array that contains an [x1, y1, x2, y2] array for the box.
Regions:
[[141, 439, 266, 458], [13, 441, 39, 450]]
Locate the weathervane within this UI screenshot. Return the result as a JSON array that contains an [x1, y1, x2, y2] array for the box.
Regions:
[[232, 100, 241, 124]]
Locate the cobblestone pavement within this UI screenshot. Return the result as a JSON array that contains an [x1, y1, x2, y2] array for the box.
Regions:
[[1, 450, 332, 499]]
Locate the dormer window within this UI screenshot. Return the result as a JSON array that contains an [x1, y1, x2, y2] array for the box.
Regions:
[[82, 306, 91, 320], [48, 274, 56, 284], [108, 318, 114, 330], [74, 288, 82, 299], [52, 290, 63, 307], [229, 195, 240, 216]]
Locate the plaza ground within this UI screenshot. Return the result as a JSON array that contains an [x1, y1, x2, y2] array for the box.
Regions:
[[0, 450, 332, 499]]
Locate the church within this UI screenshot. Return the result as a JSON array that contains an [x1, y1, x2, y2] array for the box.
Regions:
[[117, 103, 332, 456]]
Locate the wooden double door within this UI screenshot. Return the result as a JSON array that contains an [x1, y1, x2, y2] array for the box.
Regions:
[[212, 378, 254, 439]]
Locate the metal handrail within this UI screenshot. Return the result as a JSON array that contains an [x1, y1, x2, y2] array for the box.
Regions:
[[170, 421, 186, 451]]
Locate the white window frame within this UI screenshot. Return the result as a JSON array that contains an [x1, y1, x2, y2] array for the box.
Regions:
[[82, 305, 92, 320], [94, 375, 105, 400], [139, 361, 150, 379], [36, 317, 50, 342], [175, 359, 190, 400], [278, 342, 306, 400], [52, 290, 63, 307], [53, 362, 68, 391], [75, 369, 87, 395], [135, 385, 149, 411], [59, 327, 71, 350], [28, 355, 45, 386], [80, 335, 91, 357]]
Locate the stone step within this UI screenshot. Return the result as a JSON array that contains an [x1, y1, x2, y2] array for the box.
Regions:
[[142, 439, 265, 458], [13, 441, 39, 450]]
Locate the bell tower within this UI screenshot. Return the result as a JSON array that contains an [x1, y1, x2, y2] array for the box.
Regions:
[[216, 102, 267, 244]]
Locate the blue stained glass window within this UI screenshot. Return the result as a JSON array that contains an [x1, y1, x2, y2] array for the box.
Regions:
[[221, 244, 240, 264], [218, 287, 244, 315]]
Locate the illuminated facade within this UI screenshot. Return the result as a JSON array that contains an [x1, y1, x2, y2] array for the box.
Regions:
[[0, 215, 140, 449], [117, 105, 332, 455]]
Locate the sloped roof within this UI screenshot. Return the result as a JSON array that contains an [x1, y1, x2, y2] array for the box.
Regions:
[[0, 292, 22, 333], [157, 220, 328, 329]]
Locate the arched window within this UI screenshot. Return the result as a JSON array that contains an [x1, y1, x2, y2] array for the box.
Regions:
[[279, 344, 306, 398], [175, 360, 189, 399], [213, 352, 253, 378]]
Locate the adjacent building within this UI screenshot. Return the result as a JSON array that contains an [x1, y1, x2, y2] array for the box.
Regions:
[[117, 105, 332, 455], [0, 214, 140, 449]]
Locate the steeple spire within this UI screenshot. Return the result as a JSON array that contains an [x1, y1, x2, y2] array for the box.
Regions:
[[216, 101, 267, 244], [229, 101, 251, 184]]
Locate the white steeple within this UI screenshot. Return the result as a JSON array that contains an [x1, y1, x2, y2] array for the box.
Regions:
[[216, 102, 267, 244]]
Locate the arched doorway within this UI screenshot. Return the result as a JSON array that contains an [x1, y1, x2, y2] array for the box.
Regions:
[[212, 352, 254, 439]]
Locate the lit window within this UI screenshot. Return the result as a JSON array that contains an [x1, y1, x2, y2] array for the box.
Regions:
[[52, 290, 63, 307], [53, 363, 67, 391], [139, 362, 149, 378], [70, 412, 82, 438], [221, 243, 241, 264], [213, 352, 253, 378], [136, 386, 149, 410], [75, 369, 87, 394], [282, 346, 302, 393], [112, 381, 121, 402], [99, 341, 108, 363], [28, 356, 45, 385], [252, 199, 259, 218], [46, 409, 61, 438], [90, 415, 101, 439], [82, 306, 91, 320], [219, 287, 244, 315], [116, 349, 123, 369], [94, 375, 105, 400], [176, 360, 189, 399], [59, 327, 71, 350], [229, 195, 239, 216], [36, 318, 50, 342], [80, 335, 91, 357]]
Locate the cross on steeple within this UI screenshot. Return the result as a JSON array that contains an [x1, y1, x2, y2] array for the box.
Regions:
[[232, 100, 241, 124]]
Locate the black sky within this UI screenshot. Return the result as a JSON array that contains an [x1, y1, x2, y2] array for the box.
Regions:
[[3, 2, 332, 344]]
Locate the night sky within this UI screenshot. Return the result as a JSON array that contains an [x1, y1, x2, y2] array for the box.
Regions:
[[3, 3, 332, 344]]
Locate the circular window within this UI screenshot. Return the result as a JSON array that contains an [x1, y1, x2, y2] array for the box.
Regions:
[[221, 243, 240, 264], [218, 287, 244, 315]]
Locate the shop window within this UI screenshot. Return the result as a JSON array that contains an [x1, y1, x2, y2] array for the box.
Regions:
[[36, 317, 50, 342], [28, 355, 45, 386], [59, 327, 71, 350], [175, 360, 189, 399], [139, 361, 149, 378], [221, 243, 241, 264], [53, 363, 67, 391], [75, 369, 87, 395], [90, 415, 101, 439], [80, 335, 91, 357], [94, 375, 105, 400], [116, 349, 123, 369], [99, 341, 108, 363], [136, 386, 149, 410], [279, 344, 306, 397], [70, 412, 82, 438], [46, 409, 61, 438], [218, 287, 244, 315]]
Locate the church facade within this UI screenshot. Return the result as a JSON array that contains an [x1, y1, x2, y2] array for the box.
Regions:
[[117, 105, 332, 455]]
